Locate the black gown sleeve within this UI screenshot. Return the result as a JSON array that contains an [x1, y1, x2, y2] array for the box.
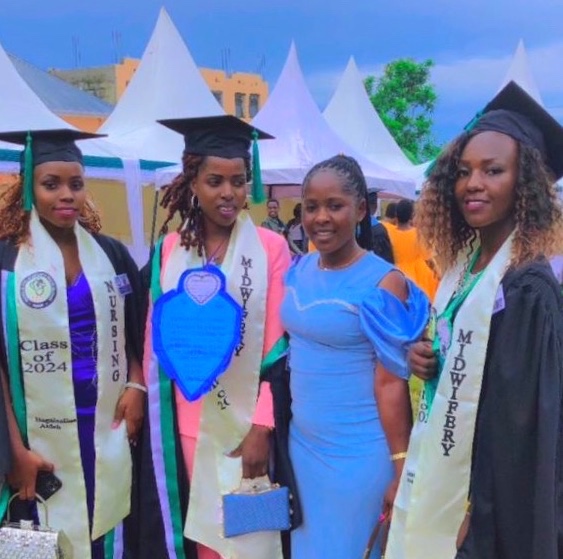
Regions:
[[457, 263, 563, 559], [0, 375, 11, 476], [0, 240, 17, 477]]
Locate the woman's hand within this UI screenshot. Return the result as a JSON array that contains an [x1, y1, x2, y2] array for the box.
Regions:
[[409, 341, 438, 380], [456, 512, 471, 549], [382, 474, 401, 519], [7, 448, 54, 500], [228, 424, 271, 479], [114, 387, 145, 444]]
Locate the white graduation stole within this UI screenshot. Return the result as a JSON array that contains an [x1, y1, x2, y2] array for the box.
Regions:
[[15, 210, 131, 559], [386, 233, 514, 559], [160, 213, 283, 559]]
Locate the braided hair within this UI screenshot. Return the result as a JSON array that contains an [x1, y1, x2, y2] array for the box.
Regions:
[[159, 153, 251, 256], [302, 154, 373, 250]]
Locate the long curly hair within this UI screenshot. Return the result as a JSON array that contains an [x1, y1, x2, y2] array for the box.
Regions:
[[159, 153, 251, 256], [416, 131, 563, 272], [0, 175, 101, 244]]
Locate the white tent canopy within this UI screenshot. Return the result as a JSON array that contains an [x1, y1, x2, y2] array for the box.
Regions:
[[0, 37, 156, 263], [324, 57, 414, 172], [323, 56, 430, 194], [250, 44, 415, 198], [498, 39, 543, 105], [0, 38, 135, 160], [100, 7, 224, 164], [156, 44, 416, 198]]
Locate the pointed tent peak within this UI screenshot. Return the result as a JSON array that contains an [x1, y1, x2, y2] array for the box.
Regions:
[[323, 53, 412, 172], [253, 40, 319, 127], [498, 39, 543, 106], [250, 42, 414, 197], [283, 41, 303, 75], [154, 5, 178, 36], [345, 56, 359, 73], [0, 39, 73, 134], [100, 5, 223, 160]]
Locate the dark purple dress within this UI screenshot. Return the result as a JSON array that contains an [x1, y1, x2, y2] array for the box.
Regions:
[[67, 273, 104, 559]]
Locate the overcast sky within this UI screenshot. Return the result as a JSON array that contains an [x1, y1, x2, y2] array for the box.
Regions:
[[1, 0, 562, 143]]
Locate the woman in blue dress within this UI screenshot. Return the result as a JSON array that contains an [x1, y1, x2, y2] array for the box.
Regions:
[[281, 155, 429, 558]]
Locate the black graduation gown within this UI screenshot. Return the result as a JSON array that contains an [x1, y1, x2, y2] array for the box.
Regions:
[[0, 233, 145, 558], [457, 261, 563, 559], [0, 372, 10, 476]]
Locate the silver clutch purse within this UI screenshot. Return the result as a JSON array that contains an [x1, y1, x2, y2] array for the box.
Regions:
[[0, 495, 73, 559]]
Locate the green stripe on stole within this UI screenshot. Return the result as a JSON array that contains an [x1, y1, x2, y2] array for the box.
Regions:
[[6, 271, 27, 439], [260, 335, 288, 377], [104, 528, 115, 559], [151, 237, 185, 556], [0, 272, 29, 520]]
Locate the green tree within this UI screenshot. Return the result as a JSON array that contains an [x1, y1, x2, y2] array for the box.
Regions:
[[365, 59, 439, 163]]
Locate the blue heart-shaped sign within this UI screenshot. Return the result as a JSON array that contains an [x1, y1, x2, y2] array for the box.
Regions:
[[152, 266, 242, 401]]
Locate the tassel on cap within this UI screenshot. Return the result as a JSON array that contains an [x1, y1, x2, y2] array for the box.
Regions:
[[464, 109, 484, 133], [23, 132, 34, 212], [251, 129, 266, 204]]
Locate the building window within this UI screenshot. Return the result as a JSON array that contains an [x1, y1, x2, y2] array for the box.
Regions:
[[235, 93, 246, 118], [212, 90, 223, 107], [249, 94, 260, 118]]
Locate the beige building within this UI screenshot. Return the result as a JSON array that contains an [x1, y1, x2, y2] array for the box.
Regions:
[[51, 58, 268, 122]]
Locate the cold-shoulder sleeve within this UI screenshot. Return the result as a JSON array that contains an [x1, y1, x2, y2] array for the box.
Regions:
[[359, 279, 429, 378]]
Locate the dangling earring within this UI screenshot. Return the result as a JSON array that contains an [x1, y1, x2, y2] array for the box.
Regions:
[[186, 192, 202, 242]]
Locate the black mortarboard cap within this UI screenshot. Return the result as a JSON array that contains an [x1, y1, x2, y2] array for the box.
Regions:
[[471, 81, 563, 179], [426, 81, 563, 181], [0, 128, 104, 211], [158, 115, 274, 203], [157, 115, 273, 159]]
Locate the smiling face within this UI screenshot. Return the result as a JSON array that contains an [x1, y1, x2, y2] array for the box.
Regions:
[[267, 200, 280, 219], [33, 161, 86, 231], [190, 156, 248, 233], [302, 168, 366, 260], [455, 131, 519, 237]]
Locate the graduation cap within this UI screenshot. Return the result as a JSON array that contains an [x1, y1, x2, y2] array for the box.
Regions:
[[0, 128, 103, 211], [157, 115, 274, 204], [427, 81, 563, 181]]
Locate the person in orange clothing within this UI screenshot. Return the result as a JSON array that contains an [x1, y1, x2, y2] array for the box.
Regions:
[[381, 201, 398, 233], [386, 199, 438, 300]]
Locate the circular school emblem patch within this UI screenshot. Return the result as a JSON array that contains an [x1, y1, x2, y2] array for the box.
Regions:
[[20, 272, 57, 309]]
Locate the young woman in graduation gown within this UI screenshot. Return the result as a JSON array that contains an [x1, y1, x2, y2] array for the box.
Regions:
[[386, 82, 563, 559], [138, 115, 300, 559], [0, 129, 145, 559]]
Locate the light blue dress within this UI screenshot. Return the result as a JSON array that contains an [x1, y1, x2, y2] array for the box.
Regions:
[[281, 252, 428, 559]]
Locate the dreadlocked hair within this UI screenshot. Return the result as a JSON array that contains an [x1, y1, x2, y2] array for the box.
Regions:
[[416, 131, 563, 273], [159, 153, 252, 256], [0, 175, 101, 245], [302, 154, 373, 250]]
